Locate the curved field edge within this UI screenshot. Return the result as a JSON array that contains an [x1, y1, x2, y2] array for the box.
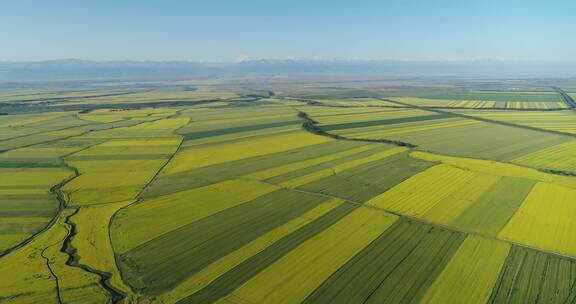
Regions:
[[0, 109, 188, 303]]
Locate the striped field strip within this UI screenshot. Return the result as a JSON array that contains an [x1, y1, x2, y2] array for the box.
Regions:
[[242, 144, 376, 181], [280, 147, 407, 189], [156, 199, 344, 303], [216, 207, 398, 304]]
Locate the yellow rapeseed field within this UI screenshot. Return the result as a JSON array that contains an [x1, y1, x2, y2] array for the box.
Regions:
[[412, 151, 576, 190], [347, 119, 479, 138], [499, 182, 576, 256], [421, 173, 499, 225], [420, 235, 510, 304], [367, 165, 479, 217], [72, 138, 180, 156], [63, 159, 166, 205], [513, 140, 576, 172]]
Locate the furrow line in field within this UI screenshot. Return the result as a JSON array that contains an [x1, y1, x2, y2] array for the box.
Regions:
[[108, 111, 191, 299], [136, 110, 187, 200]]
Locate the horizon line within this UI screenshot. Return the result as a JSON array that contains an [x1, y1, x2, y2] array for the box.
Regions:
[[2, 58, 576, 64]]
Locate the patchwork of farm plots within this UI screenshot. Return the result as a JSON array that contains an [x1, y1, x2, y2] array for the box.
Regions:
[[304, 105, 572, 162], [0, 106, 188, 302], [53, 89, 238, 107], [114, 103, 576, 303], [304, 98, 402, 108], [392, 97, 567, 109], [448, 109, 576, 134], [4, 87, 576, 303]]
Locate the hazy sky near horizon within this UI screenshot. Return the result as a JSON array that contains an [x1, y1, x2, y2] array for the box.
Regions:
[[2, 0, 576, 61]]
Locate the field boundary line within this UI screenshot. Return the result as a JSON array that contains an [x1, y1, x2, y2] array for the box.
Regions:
[[288, 184, 576, 263], [107, 109, 190, 300], [282, 96, 568, 112], [378, 98, 576, 138], [292, 120, 576, 263]]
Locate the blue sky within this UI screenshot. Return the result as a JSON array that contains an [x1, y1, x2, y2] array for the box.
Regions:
[[2, 0, 575, 61]]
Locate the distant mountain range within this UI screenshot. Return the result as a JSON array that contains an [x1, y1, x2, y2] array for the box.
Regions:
[[1, 59, 575, 82]]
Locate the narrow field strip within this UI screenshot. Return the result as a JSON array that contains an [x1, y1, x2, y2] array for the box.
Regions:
[[310, 108, 425, 125], [216, 207, 398, 304], [329, 116, 458, 136], [181, 119, 302, 140], [344, 119, 479, 138], [319, 113, 449, 131], [263, 146, 390, 185], [181, 125, 299, 148], [280, 146, 407, 189], [242, 143, 376, 180]]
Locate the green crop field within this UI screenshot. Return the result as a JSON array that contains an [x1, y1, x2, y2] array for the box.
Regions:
[[3, 78, 576, 304]]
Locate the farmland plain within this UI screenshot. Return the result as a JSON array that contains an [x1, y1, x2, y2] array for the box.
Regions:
[[2, 78, 576, 303]]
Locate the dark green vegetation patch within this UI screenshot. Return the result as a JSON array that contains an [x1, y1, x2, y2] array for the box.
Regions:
[[304, 219, 466, 304], [452, 176, 535, 236], [298, 152, 436, 202], [182, 120, 301, 140], [264, 145, 391, 184], [320, 114, 449, 131], [0, 196, 58, 217], [489, 246, 576, 303]]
